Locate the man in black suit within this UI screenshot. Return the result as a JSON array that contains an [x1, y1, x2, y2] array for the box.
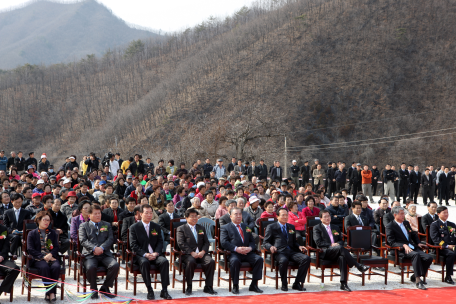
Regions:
[[439, 167, 451, 206], [0, 223, 20, 296], [0, 192, 13, 221], [263, 208, 310, 292], [386, 206, 432, 290], [421, 168, 434, 205], [270, 161, 283, 182], [79, 205, 120, 299], [4, 193, 32, 254], [118, 198, 136, 222], [227, 157, 236, 173], [421, 202, 438, 236], [258, 159, 268, 181], [159, 201, 181, 243], [220, 207, 263, 294], [350, 164, 362, 201], [314, 210, 369, 291], [383, 201, 401, 228], [398, 163, 409, 204], [121, 205, 141, 243], [129, 204, 172, 300], [409, 166, 421, 204], [50, 198, 70, 254], [430, 206, 456, 284], [176, 208, 217, 296], [300, 161, 310, 187], [325, 196, 347, 231]]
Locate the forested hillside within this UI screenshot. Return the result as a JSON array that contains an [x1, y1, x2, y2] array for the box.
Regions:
[[0, 0, 455, 167], [0, 0, 160, 69]]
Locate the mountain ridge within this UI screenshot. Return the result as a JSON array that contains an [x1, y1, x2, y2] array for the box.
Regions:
[[0, 0, 161, 69]]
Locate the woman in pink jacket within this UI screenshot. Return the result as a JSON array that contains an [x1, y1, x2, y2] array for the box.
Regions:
[[287, 201, 307, 246]]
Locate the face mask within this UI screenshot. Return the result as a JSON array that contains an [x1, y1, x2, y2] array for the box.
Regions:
[[49, 169, 54, 173], [189, 193, 195, 198]]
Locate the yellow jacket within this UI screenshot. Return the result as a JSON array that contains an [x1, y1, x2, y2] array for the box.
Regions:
[[121, 160, 131, 174]]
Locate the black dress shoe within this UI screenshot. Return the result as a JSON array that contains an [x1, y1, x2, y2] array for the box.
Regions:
[[232, 285, 240, 294], [357, 265, 369, 273], [203, 286, 217, 295], [340, 283, 352, 292], [160, 290, 172, 300], [410, 274, 416, 283], [185, 288, 192, 296], [91, 292, 99, 300], [147, 290, 155, 300], [99, 286, 116, 299], [416, 282, 427, 290], [45, 295, 50, 302], [445, 277, 455, 285], [292, 282, 306, 291], [281, 285, 288, 291], [249, 285, 263, 293]]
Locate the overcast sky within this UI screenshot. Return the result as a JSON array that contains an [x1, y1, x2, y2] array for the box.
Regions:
[[0, 0, 255, 33]]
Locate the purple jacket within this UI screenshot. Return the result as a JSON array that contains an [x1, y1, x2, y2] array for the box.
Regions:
[[70, 215, 89, 242]]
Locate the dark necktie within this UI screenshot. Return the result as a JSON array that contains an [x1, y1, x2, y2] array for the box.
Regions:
[[281, 225, 287, 239]]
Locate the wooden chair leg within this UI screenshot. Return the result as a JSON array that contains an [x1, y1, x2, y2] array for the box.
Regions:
[[61, 281, 64, 300], [182, 271, 186, 293], [263, 265, 266, 284], [275, 268, 279, 290], [217, 266, 221, 287], [406, 266, 410, 278], [172, 266, 176, 289], [288, 269, 291, 284], [10, 284, 13, 302], [154, 272, 158, 289], [114, 278, 117, 295], [321, 268, 325, 283], [199, 272, 202, 287], [244, 271, 247, 285], [229, 270, 232, 292], [385, 266, 388, 285], [400, 265, 404, 284], [133, 274, 137, 296], [330, 268, 333, 281], [27, 278, 31, 301]]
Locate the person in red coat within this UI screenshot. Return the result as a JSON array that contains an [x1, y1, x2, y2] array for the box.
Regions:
[[302, 197, 320, 217], [287, 202, 306, 245]]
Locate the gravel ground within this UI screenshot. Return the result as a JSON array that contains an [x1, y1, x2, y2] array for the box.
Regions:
[[5, 196, 456, 303]]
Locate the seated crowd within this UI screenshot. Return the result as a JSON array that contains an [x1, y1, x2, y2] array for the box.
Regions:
[[0, 151, 454, 301]]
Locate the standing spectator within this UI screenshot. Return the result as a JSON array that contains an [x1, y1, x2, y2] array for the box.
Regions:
[[300, 161, 310, 187], [361, 165, 373, 204], [439, 167, 451, 206], [6, 151, 16, 171], [129, 154, 145, 176], [347, 162, 356, 194], [312, 164, 325, 192], [335, 164, 347, 192], [398, 163, 409, 203], [227, 157, 236, 173], [144, 158, 154, 174], [290, 160, 300, 188], [409, 166, 421, 204], [115, 153, 123, 168], [203, 159, 213, 177], [270, 161, 283, 182], [371, 165, 380, 196], [0, 150, 7, 171], [84, 153, 100, 173], [246, 160, 259, 181], [233, 160, 245, 176], [327, 162, 337, 197], [383, 164, 396, 202], [421, 168, 434, 204], [65, 156, 79, 172], [109, 154, 119, 176], [258, 159, 268, 181], [212, 159, 226, 179], [121, 157, 132, 174], [350, 163, 362, 201], [155, 160, 167, 176], [14, 151, 25, 172], [25, 152, 37, 170]]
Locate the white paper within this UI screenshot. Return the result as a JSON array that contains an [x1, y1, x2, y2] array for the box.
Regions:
[[356, 227, 363, 230], [180, 219, 187, 222]]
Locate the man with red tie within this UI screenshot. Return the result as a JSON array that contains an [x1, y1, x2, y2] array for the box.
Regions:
[[220, 207, 263, 294]]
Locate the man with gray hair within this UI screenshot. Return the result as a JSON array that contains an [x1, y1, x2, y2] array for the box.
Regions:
[[290, 160, 300, 188], [220, 199, 258, 246], [212, 159, 226, 179], [386, 206, 433, 290]]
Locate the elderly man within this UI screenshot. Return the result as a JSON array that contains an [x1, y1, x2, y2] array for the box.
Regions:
[[386, 206, 432, 290], [220, 207, 263, 294]]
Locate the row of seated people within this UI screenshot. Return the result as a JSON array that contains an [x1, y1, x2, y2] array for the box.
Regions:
[[0, 200, 455, 301]]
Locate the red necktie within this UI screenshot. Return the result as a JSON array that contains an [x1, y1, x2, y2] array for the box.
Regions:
[[237, 224, 244, 242]]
